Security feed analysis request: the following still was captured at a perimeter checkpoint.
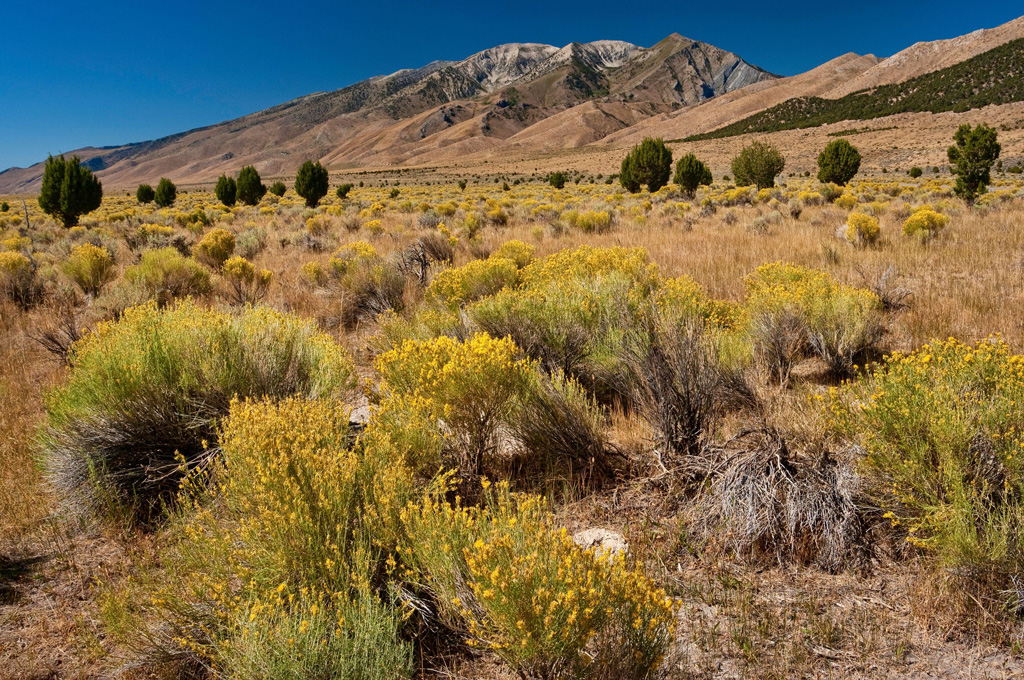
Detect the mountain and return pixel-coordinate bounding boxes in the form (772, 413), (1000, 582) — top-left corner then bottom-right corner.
(825, 15), (1024, 98)
(687, 37), (1024, 140)
(614, 15), (1024, 146)
(3, 16), (1024, 193)
(0, 36), (774, 192)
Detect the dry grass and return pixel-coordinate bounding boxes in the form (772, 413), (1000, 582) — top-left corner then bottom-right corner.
(476, 202), (1024, 353)
(4, 181), (1024, 678)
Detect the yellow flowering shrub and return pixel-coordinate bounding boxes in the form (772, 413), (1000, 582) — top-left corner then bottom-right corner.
(2, 235), (31, 251)
(61, 243), (115, 296)
(797, 190), (823, 206)
(301, 260), (326, 286)
(305, 213), (331, 235)
(193, 227), (236, 268)
(220, 255), (272, 305)
(486, 207), (509, 226)
(520, 245), (657, 290)
(374, 334), (534, 474)
(494, 239), (535, 268)
(834, 193), (859, 210)
(426, 256), (519, 306)
(121, 247), (211, 306)
(827, 337), (1024, 597)
(400, 481), (676, 679)
(145, 397), (415, 677)
(845, 212), (880, 246)
(903, 208), (950, 237)
(136, 222), (174, 241)
(0, 250), (36, 305)
(564, 209), (611, 233)
(651, 275), (743, 330)
(744, 262), (883, 378)
(328, 240), (378, 277)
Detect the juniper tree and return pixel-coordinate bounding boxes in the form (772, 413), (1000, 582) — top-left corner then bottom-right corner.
(136, 184), (155, 204)
(620, 138), (672, 193)
(154, 178), (177, 207)
(673, 153), (713, 196)
(294, 160), (329, 208)
(731, 140), (786, 190)
(215, 174), (237, 206)
(816, 139), (861, 186)
(38, 155), (103, 227)
(236, 165), (267, 205)
(947, 123), (1000, 203)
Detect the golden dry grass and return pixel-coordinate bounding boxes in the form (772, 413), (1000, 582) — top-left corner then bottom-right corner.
(3, 176), (1024, 678)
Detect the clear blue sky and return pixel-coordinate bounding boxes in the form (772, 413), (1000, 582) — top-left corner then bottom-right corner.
(1, 1), (1021, 170)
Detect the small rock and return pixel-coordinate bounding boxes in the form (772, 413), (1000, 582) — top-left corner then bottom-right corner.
(572, 528), (628, 558)
(349, 403), (371, 427)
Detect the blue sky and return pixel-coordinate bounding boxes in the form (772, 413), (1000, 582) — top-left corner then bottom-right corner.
(1, 1), (1021, 170)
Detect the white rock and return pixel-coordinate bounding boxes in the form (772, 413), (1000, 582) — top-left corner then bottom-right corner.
(572, 528), (628, 557)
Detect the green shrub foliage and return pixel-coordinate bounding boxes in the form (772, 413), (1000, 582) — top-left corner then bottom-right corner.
(135, 184), (155, 204)
(294, 160), (330, 208)
(620, 138), (672, 193)
(215, 174), (237, 206)
(41, 300), (356, 525)
(38, 155), (103, 227)
(236, 165), (267, 205)
(673, 153), (713, 196)
(731, 140), (786, 190)
(154, 177), (177, 207)
(816, 139), (861, 185)
(687, 38), (1024, 140)
(948, 123), (1000, 202)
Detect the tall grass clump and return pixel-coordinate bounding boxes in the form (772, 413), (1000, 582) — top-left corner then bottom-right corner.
(117, 247), (211, 308)
(41, 300), (356, 524)
(308, 241), (406, 328)
(744, 263), (884, 381)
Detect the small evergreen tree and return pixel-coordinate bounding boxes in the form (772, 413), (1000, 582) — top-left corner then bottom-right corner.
(548, 171), (567, 189)
(294, 160), (329, 208)
(816, 139), (861, 185)
(908, 167), (923, 178)
(673, 153), (713, 196)
(731, 140), (786, 190)
(215, 174), (237, 206)
(457, 179), (468, 191)
(136, 184), (155, 204)
(0, 202), (8, 213)
(38, 155), (103, 227)
(154, 178), (177, 207)
(619, 138), (672, 193)
(336, 183), (354, 199)
(236, 165), (267, 205)
(947, 123), (1000, 203)
(268, 181), (287, 197)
